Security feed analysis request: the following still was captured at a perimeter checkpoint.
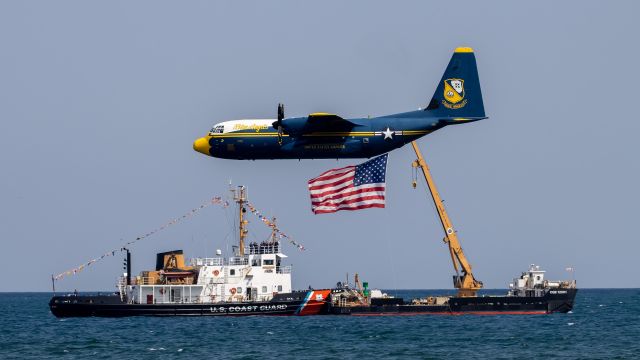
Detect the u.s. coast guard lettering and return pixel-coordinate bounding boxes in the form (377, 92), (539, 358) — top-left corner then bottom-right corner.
(209, 304), (288, 313)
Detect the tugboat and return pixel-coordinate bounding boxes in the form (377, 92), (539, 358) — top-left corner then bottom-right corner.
(327, 141), (577, 316)
(49, 186), (330, 317)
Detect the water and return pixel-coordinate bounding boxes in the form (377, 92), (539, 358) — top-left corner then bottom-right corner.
(0, 289), (638, 359)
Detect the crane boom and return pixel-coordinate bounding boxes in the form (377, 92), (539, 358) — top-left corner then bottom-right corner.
(411, 141), (483, 297)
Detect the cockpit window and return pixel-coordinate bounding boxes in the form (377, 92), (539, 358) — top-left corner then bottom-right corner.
(210, 125), (224, 134)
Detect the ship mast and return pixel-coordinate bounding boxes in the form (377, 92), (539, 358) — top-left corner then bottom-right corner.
(411, 141), (483, 297)
(231, 186), (248, 256)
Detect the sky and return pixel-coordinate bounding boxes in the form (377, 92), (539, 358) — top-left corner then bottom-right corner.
(1, 1), (639, 292)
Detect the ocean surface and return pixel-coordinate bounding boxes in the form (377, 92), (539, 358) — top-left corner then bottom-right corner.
(0, 289), (638, 359)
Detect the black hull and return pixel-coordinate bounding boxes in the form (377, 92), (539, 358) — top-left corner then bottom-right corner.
(50, 289), (577, 317)
(330, 289), (578, 316)
(49, 292), (322, 317)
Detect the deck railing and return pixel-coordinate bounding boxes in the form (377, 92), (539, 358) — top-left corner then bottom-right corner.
(191, 257), (223, 266)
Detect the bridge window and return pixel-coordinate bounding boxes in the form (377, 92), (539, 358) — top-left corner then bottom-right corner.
(230, 269), (235, 276)
(277, 285), (282, 292)
(263, 259), (274, 266)
(262, 286), (267, 293)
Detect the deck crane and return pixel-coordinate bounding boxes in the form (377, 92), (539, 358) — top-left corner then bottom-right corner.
(411, 141), (483, 297)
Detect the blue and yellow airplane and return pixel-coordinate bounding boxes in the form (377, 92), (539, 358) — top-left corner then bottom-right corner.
(193, 47), (486, 160)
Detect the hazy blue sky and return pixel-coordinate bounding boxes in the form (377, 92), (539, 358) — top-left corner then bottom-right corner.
(1, 1), (638, 291)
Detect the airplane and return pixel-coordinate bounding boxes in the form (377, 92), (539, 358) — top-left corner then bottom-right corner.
(193, 47), (486, 160)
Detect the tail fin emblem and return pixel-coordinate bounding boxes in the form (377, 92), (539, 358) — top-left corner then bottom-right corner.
(443, 78), (467, 109)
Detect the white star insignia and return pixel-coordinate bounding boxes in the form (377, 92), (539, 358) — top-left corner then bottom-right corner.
(382, 127), (394, 140)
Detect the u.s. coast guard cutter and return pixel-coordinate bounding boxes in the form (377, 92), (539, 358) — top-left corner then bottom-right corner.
(49, 186), (330, 317)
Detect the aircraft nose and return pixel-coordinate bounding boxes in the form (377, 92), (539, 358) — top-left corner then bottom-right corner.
(193, 137), (212, 156)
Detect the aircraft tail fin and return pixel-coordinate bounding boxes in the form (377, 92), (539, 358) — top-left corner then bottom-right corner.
(425, 47), (486, 121)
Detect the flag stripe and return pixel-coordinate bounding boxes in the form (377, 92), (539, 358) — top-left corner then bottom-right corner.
(311, 184), (385, 203)
(311, 188), (385, 205)
(309, 180), (354, 195)
(313, 199), (386, 210)
(311, 195), (386, 207)
(308, 166), (355, 182)
(313, 203), (386, 214)
(308, 170), (356, 189)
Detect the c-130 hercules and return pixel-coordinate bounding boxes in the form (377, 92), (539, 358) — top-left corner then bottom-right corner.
(193, 47), (486, 160)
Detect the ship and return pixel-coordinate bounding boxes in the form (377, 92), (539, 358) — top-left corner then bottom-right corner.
(49, 186), (330, 317)
(324, 142), (577, 315)
(327, 264), (577, 316)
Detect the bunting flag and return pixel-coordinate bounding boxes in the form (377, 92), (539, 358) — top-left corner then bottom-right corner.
(246, 202), (306, 251)
(53, 197), (229, 281)
(53, 195), (305, 282)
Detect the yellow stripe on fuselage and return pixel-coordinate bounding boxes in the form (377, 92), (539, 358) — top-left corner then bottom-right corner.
(303, 131), (376, 137)
(402, 130), (432, 135)
(210, 132), (286, 138)
(208, 130), (431, 138)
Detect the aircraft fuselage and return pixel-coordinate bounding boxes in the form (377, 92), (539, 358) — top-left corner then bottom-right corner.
(195, 112), (446, 160)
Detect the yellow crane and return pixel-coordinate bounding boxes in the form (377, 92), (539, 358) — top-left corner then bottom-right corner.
(411, 141), (483, 297)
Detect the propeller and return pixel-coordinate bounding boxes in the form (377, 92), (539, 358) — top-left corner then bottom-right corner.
(276, 103), (284, 145)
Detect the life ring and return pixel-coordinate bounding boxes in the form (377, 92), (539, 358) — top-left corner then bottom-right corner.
(230, 288), (237, 295)
(213, 270), (220, 276)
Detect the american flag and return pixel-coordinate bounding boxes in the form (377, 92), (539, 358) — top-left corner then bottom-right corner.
(308, 154), (388, 214)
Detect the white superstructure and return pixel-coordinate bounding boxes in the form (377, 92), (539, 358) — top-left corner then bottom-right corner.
(125, 244), (292, 305)
(507, 264), (576, 297)
(121, 186), (294, 305)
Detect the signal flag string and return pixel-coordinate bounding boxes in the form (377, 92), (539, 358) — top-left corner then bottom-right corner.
(53, 196), (306, 282)
(246, 202), (306, 251)
(53, 197), (229, 281)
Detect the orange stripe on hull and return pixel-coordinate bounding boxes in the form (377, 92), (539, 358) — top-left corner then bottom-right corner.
(298, 290), (332, 316)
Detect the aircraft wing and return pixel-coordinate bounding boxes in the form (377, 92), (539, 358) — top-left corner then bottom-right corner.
(275, 113), (362, 137)
(306, 113), (356, 125)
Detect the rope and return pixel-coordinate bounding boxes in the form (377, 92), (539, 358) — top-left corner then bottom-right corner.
(53, 197), (229, 281)
(52, 195), (306, 282)
(246, 202), (306, 251)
